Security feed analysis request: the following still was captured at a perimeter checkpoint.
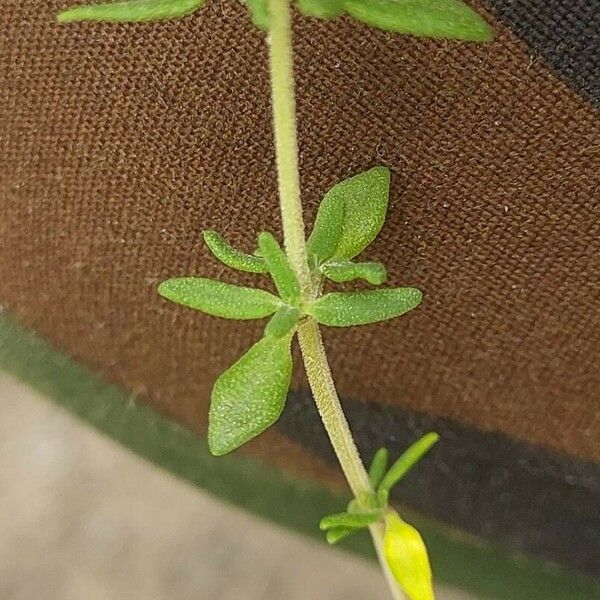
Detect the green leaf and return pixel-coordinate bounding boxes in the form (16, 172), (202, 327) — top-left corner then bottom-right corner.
(208, 335), (293, 455)
(311, 287), (422, 327)
(158, 277), (280, 319)
(332, 166), (391, 260)
(384, 511), (434, 600)
(296, 0), (345, 19)
(58, 0), (205, 22)
(265, 305), (300, 338)
(306, 190), (345, 264)
(326, 527), (355, 545)
(345, 0), (493, 42)
(258, 232), (301, 304)
(203, 231), (267, 274)
(245, 0), (269, 30)
(368, 447), (389, 488)
(319, 511), (380, 530)
(322, 260), (387, 285)
(379, 432), (439, 493)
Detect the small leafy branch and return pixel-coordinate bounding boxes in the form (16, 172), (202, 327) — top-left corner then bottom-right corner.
(57, 1), (492, 598)
(159, 167), (423, 455)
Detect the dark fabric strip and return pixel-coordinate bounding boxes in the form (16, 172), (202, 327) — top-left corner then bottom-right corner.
(486, 0), (599, 106)
(278, 390), (600, 577)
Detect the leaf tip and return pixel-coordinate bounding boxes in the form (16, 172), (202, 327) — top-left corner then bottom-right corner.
(424, 431), (440, 446)
(409, 287), (424, 307)
(473, 20), (494, 43)
(372, 165), (391, 179)
(202, 229), (217, 242)
(157, 278), (176, 299)
(257, 231), (274, 246)
(57, 9), (76, 23)
(367, 165), (391, 192)
(369, 263), (387, 285)
(207, 430), (230, 457)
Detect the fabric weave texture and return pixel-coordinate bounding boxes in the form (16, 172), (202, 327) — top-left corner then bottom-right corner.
(0, 0), (598, 577)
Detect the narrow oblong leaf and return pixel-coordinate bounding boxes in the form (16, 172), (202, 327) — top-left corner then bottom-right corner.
(322, 260), (387, 285)
(203, 230), (267, 274)
(329, 166), (390, 260)
(296, 0), (345, 19)
(379, 433), (439, 493)
(384, 511), (434, 600)
(368, 447), (389, 488)
(320, 511), (380, 530)
(58, 0), (205, 23)
(306, 191), (344, 264)
(158, 277), (280, 319)
(265, 305), (300, 338)
(311, 287), (422, 327)
(345, 0), (493, 42)
(208, 335), (293, 456)
(258, 232), (301, 304)
(326, 527), (355, 545)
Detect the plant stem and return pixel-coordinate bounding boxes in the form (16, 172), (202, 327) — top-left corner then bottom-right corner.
(266, 1), (404, 597)
(297, 318), (404, 600)
(267, 0), (311, 293)
(296, 319), (371, 495)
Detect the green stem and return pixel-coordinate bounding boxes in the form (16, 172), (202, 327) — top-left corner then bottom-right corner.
(266, 0), (311, 293)
(297, 318), (403, 600)
(296, 318), (371, 496)
(266, 1), (403, 597)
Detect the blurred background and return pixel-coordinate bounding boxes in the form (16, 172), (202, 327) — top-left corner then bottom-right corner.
(0, 372), (472, 600)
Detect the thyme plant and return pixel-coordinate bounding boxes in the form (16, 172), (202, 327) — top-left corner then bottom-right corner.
(58, 1), (492, 598)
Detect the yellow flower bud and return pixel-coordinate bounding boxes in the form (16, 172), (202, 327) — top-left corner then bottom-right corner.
(384, 511), (434, 600)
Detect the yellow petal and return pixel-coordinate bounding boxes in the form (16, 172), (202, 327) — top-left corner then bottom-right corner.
(384, 511), (434, 600)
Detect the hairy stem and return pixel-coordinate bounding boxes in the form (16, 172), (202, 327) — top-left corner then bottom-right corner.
(296, 318), (371, 496)
(267, 1), (403, 597)
(267, 0), (311, 293)
(297, 318), (404, 600)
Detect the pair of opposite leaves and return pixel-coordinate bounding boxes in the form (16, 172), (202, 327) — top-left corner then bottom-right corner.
(158, 167), (423, 456)
(58, 0), (493, 43)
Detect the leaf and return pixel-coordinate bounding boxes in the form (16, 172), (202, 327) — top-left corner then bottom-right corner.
(58, 0), (205, 22)
(379, 432), (439, 493)
(208, 335), (293, 455)
(311, 287), (422, 327)
(158, 277), (280, 319)
(384, 511), (434, 600)
(296, 0), (345, 19)
(245, 0), (269, 30)
(322, 260), (387, 285)
(319, 511), (380, 530)
(330, 166), (390, 260)
(368, 447), (389, 488)
(265, 305), (300, 338)
(326, 527), (355, 545)
(306, 190), (345, 264)
(203, 231), (267, 274)
(345, 0), (493, 42)
(258, 232), (301, 304)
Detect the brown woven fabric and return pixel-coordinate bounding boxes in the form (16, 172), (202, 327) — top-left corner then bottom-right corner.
(1, 0), (599, 469)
